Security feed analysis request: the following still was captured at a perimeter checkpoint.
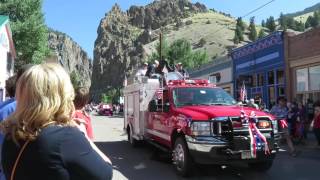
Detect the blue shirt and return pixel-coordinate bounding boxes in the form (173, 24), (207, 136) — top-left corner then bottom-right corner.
(0, 100), (16, 122)
(0, 98), (15, 110)
(270, 105), (288, 119)
(0, 99), (16, 180)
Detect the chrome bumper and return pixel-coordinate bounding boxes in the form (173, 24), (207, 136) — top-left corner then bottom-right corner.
(185, 135), (228, 153)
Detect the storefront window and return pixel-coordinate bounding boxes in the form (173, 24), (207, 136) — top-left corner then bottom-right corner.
(276, 69), (284, 84)
(268, 86), (275, 107)
(296, 68), (309, 92)
(268, 71), (275, 85)
(252, 74), (257, 87)
(257, 73), (264, 86)
(278, 86), (285, 97)
(209, 73), (221, 84)
(309, 66), (320, 91)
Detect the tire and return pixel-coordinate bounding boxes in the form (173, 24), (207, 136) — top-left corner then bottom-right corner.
(248, 160), (273, 172)
(127, 127), (137, 147)
(172, 137), (193, 177)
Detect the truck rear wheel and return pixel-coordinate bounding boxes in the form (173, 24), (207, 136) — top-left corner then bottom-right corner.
(248, 160), (273, 172)
(127, 127), (137, 147)
(172, 137), (193, 177)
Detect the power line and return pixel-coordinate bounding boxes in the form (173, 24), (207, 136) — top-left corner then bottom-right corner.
(211, 0), (276, 35)
(241, 0), (275, 19)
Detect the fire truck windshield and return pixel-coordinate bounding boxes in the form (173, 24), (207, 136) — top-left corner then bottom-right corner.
(173, 87), (236, 107)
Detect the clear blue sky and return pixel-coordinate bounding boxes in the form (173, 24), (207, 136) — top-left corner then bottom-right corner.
(43, 0), (320, 59)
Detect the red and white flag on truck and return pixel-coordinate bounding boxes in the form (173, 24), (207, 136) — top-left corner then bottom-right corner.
(156, 88), (163, 99)
(240, 81), (247, 102)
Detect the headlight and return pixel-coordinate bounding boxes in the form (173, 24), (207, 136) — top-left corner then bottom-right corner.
(190, 122), (211, 136)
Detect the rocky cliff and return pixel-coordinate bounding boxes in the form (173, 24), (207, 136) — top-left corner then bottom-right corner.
(91, 0), (207, 101)
(48, 30), (92, 87)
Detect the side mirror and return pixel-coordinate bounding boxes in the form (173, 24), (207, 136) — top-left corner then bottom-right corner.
(149, 100), (157, 112)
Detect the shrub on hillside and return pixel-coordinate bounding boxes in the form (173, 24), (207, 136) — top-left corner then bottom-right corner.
(185, 20), (193, 25)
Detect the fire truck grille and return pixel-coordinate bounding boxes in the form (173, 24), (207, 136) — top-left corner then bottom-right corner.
(212, 116), (272, 137)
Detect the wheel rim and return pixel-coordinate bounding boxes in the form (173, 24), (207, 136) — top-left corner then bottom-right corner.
(173, 144), (185, 170)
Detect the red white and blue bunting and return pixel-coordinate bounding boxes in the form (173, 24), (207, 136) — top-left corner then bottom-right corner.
(240, 110), (270, 158)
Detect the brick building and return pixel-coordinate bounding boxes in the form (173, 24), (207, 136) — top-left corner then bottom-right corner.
(285, 27), (320, 104)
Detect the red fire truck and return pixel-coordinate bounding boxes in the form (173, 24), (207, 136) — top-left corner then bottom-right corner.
(124, 73), (279, 177)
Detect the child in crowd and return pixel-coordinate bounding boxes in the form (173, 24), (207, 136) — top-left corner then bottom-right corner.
(73, 87), (94, 140)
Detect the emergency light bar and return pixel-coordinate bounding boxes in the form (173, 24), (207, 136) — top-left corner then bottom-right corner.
(168, 79), (210, 86)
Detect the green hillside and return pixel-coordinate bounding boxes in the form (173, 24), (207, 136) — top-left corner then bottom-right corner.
(143, 11), (257, 61)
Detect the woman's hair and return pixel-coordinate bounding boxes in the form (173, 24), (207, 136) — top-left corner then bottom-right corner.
(74, 87), (89, 110)
(2, 63), (75, 142)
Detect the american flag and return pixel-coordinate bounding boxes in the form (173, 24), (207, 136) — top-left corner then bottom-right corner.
(156, 88), (163, 99)
(240, 81), (247, 102)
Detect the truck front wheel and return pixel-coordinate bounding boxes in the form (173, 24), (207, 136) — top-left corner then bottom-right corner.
(248, 160), (273, 171)
(172, 137), (193, 177)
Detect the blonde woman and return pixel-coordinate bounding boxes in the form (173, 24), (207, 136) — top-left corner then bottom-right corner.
(1, 63), (112, 180)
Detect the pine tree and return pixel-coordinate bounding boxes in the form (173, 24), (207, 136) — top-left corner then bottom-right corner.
(261, 20), (266, 27)
(305, 16), (313, 28)
(266, 16), (276, 32)
(233, 30), (240, 44)
(248, 17), (257, 41)
(0, 0), (51, 70)
(279, 12), (287, 30)
(236, 17), (245, 31)
(311, 11), (320, 28)
(296, 21), (305, 32)
(258, 29), (266, 39)
(286, 17), (297, 30)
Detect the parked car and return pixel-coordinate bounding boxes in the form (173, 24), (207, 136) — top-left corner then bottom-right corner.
(98, 104), (113, 116)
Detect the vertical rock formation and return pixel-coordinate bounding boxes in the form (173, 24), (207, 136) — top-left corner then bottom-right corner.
(91, 0), (207, 101)
(48, 30), (92, 87)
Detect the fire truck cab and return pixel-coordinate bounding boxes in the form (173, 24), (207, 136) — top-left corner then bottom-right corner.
(124, 73), (279, 177)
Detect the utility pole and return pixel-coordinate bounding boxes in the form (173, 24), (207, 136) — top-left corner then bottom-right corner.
(159, 32), (162, 62)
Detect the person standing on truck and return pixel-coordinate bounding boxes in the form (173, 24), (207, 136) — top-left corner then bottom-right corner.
(155, 57), (175, 75)
(270, 97), (297, 157)
(247, 98), (259, 110)
(145, 60), (159, 78)
(136, 62), (148, 77)
(175, 62), (189, 78)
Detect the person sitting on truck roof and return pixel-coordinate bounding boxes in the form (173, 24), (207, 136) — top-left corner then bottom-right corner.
(145, 60), (159, 78)
(155, 57), (174, 75)
(175, 62), (189, 78)
(136, 62), (148, 77)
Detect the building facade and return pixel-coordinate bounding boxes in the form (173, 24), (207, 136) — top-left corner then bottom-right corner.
(189, 56), (233, 96)
(232, 32), (285, 108)
(0, 16), (15, 102)
(285, 27), (320, 104)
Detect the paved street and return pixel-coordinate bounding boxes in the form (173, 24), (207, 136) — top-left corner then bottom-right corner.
(92, 113), (320, 180)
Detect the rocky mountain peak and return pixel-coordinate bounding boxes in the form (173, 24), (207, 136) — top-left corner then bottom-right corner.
(128, 0), (207, 29)
(90, 0), (208, 101)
